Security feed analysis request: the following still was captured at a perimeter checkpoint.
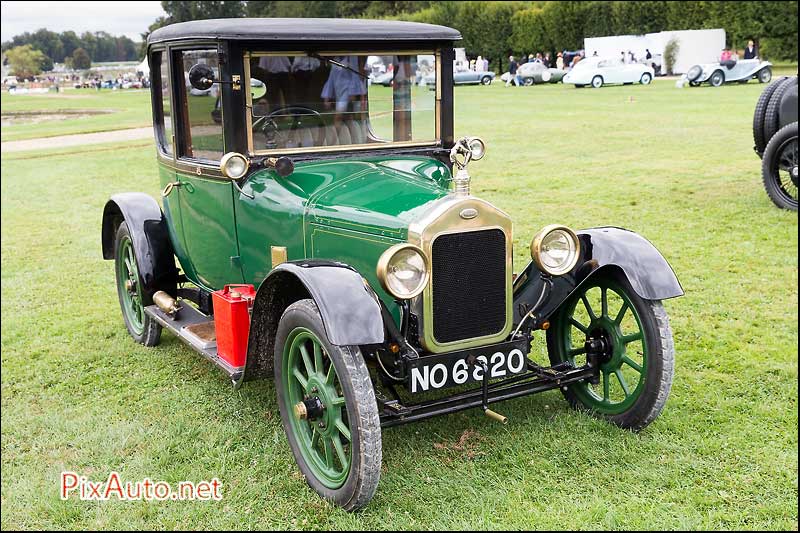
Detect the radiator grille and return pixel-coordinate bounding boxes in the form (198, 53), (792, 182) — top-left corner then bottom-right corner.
(430, 229), (507, 344)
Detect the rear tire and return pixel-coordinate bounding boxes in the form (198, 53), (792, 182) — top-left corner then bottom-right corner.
(758, 67), (772, 83)
(709, 70), (725, 87)
(591, 75), (603, 89)
(753, 76), (789, 156)
(480, 75), (492, 85)
(114, 222), (161, 346)
(275, 299), (382, 511)
(546, 272), (674, 431)
(522, 77), (534, 86)
(764, 77), (798, 145)
(761, 121), (799, 211)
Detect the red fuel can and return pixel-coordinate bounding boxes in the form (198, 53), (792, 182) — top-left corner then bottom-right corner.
(212, 284), (256, 368)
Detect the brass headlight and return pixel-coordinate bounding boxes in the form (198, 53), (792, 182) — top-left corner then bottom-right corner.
(220, 152), (249, 179)
(377, 244), (430, 299)
(530, 225), (581, 276)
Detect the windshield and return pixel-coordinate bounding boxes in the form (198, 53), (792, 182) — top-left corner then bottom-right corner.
(245, 51), (438, 154)
(572, 59), (596, 70)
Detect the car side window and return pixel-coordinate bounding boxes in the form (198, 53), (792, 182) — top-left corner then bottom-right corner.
(176, 49), (224, 162)
(151, 51), (173, 156)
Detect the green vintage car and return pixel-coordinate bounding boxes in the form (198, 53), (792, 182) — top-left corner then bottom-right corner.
(102, 18), (684, 510)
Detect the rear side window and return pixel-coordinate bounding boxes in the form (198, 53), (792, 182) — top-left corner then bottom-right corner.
(177, 49), (224, 161)
(151, 51), (173, 155)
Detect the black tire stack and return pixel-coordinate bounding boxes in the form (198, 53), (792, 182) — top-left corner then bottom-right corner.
(753, 76), (798, 210)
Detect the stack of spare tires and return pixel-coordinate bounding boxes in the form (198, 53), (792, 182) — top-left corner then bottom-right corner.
(753, 76), (798, 210)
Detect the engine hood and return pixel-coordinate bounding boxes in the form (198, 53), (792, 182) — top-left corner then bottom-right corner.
(300, 156), (452, 240)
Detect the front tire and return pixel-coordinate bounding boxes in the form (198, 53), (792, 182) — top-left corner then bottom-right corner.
(546, 272), (674, 431)
(480, 75), (492, 85)
(275, 299), (382, 511)
(522, 77), (534, 86)
(114, 222), (161, 346)
(761, 121), (798, 210)
(591, 75), (603, 89)
(758, 67), (772, 83)
(640, 72), (652, 85)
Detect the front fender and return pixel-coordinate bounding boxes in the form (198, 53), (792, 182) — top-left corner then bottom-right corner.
(576, 227), (683, 299)
(101, 192), (177, 302)
(241, 261), (385, 383)
(513, 227), (682, 324)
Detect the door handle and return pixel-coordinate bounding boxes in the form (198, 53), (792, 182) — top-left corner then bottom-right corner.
(161, 181), (182, 197)
(161, 181), (194, 197)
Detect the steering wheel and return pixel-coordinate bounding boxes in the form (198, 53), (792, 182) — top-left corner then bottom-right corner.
(254, 106), (326, 150)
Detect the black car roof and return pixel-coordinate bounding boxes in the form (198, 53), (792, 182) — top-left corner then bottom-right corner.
(147, 18), (461, 45)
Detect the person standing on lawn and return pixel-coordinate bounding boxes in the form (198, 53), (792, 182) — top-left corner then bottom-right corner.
(505, 55), (520, 87)
(744, 40), (757, 59)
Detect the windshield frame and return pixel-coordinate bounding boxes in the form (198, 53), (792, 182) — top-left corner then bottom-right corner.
(244, 49), (442, 156)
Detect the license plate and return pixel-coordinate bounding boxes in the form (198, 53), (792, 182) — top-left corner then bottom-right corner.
(407, 339), (529, 393)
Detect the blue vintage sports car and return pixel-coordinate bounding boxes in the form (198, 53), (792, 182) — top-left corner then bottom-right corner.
(422, 69), (495, 87)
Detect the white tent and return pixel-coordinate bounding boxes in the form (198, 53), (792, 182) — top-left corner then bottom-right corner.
(136, 57), (150, 76)
(585, 29), (726, 74)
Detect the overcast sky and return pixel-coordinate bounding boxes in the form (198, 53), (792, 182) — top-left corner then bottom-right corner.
(1, 1), (166, 42)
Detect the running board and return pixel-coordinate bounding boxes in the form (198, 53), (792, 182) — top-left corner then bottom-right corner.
(144, 304), (244, 384)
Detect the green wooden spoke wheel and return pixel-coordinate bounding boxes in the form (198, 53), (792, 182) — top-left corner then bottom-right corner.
(117, 234), (145, 335)
(275, 299), (381, 511)
(114, 222), (161, 346)
(284, 328), (352, 488)
(547, 273), (674, 431)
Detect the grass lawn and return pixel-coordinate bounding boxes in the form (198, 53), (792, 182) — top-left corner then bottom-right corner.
(1, 78), (797, 530)
(0, 88), (152, 142)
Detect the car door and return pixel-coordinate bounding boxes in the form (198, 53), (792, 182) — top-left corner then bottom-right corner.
(171, 47), (244, 290)
(598, 60), (618, 83)
(728, 61), (746, 80)
(624, 63), (644, 83)
(150, 49), (191, 278)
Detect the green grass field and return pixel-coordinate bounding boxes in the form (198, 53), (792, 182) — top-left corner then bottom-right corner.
(0, 89), (152, 142)
(1, 78), (797, 530)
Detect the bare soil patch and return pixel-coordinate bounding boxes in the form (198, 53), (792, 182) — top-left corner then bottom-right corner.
(1, 109), (114, 126)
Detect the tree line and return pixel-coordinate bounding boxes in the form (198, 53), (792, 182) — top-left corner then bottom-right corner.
(403, 1), (797, 70)
(147, 1), (797, 67)
(4, 1), (796, 78)
(1, 28), (139, 71)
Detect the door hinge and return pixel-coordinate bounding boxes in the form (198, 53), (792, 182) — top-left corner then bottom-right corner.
(271, 246), (287, 268)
